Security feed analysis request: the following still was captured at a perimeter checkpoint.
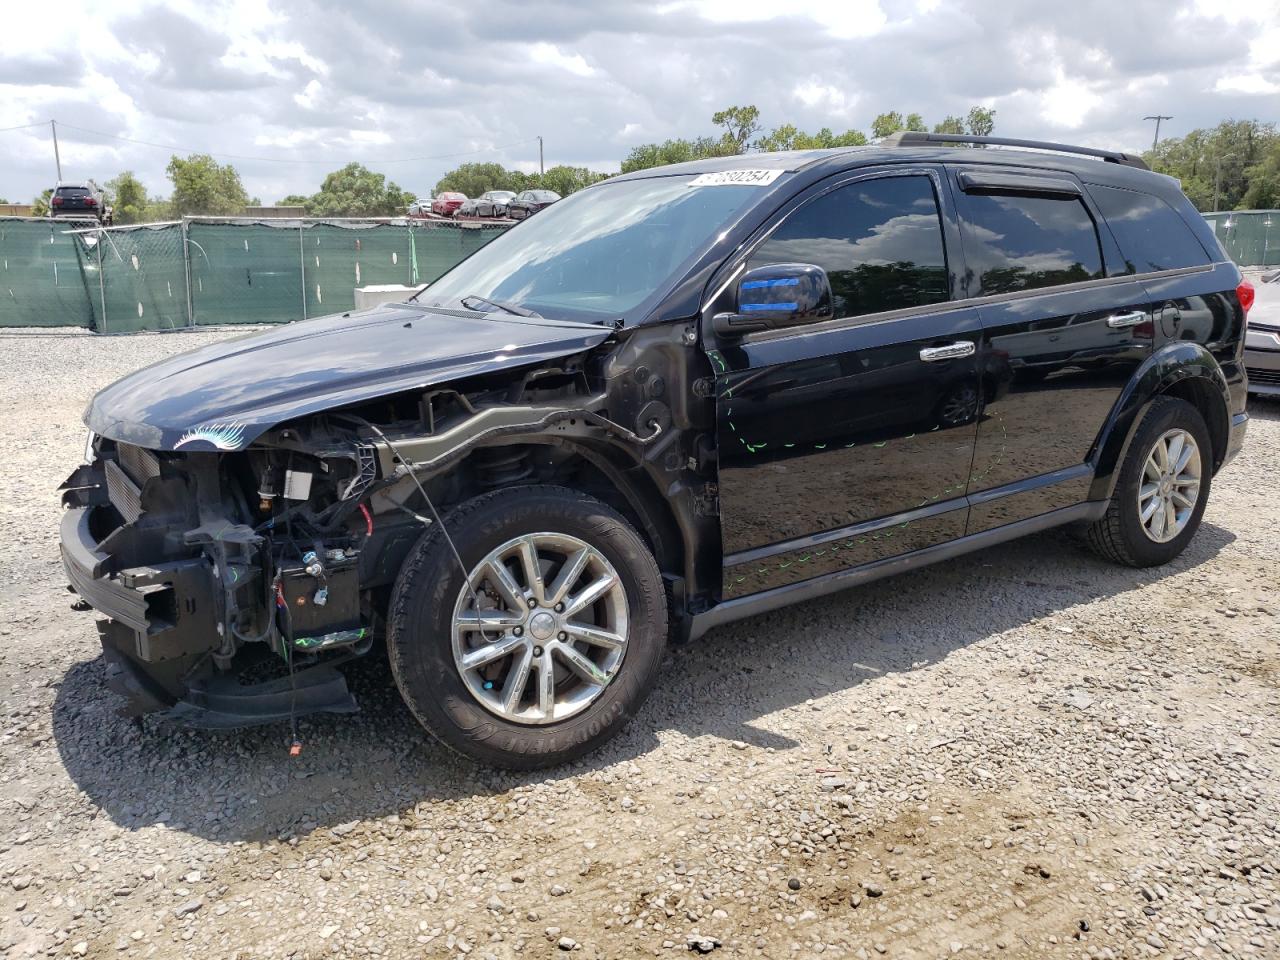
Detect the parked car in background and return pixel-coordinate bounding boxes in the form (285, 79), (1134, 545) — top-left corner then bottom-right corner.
(507, 189), (561, 220)
(408, 198), (432, 218)
(432, 192), (467, 217)
(476, 190), (517, 218)
(50, 180), (109, 223)
(1244, 270), (1279, 396)
(457, 197), (481, 218)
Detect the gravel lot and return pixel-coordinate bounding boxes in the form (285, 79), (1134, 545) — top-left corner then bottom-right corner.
(0, 328), (1277, 960)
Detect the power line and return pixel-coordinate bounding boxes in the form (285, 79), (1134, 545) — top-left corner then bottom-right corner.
(0, 121), (48, 134)
(14, 119), (539, 166)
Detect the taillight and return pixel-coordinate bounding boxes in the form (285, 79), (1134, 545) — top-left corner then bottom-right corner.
(1237, 279), (1255, 315)
(52, 196), (63, 206)
(85, 197), (97, 206)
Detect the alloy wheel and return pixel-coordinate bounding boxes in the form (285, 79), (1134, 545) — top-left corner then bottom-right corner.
(451, 533), (628, 725)
(1138, 428), (1201, 543)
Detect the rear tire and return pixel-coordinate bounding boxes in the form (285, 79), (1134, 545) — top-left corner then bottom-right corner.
(387, 485), (667, 769)
(1086, 397), (1212, 567)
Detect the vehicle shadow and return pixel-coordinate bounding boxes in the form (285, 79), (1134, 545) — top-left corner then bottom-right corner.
(51, 519), (1236, 843)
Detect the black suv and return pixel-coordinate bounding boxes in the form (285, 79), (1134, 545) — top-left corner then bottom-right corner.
(50, 180), (110, 223)
(61, 134), (1249, 768)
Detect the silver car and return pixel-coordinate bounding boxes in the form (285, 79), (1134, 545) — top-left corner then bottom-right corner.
(476, 190), (516, 218)
(1245, 270), (1280, 397)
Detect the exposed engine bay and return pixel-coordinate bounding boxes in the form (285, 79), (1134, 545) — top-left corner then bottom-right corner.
(60, 331), (717, 728)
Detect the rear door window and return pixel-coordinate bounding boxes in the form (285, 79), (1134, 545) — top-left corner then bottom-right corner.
(956, 191), (1104, 295)
(1087, 183), (1211, 273)
(748, 175), (950, 320)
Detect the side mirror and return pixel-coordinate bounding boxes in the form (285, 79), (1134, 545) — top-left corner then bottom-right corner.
(713, 263), (834, 336)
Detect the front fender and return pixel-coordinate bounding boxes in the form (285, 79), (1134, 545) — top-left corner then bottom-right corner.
(1087, 341), (1230, 502)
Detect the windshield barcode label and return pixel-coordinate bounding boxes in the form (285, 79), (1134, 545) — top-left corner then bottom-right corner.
(688, 169), (784, 187)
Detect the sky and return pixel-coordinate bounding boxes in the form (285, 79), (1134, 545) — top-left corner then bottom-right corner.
(1, 0), (1278, 205)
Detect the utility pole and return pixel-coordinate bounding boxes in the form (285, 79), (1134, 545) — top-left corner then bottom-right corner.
(537, 136), (544, 177)
(1212, 153), (1235, 213)
(1143, 115), (1172, 153)
(51, 119), (62, 181)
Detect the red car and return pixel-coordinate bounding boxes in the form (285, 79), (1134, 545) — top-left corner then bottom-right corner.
(431, 192), (467, 217)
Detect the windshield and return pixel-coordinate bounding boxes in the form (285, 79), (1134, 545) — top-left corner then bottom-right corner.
(416, 175), (769, 323)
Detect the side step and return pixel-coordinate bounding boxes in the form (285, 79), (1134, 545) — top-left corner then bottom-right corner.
(163, 665), (358, 730)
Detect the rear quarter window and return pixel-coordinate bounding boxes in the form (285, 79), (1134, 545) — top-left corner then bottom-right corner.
(955, 191), (1104, 296)
(1087, 183), (1211, 273)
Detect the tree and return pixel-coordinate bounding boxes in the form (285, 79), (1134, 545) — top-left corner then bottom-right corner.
(905, 113), (927, 133)
(1145, 120), (1277, 211)
(277, 194), (311, 206)
(1240, 140), (1280, 209)
(871, 111), (906, 139)
(166, 154), (250, 216)
(31, 189), (52, 217)
(538, 165), (610, 196)
(712, 105), (761, 153)
(966, 107), (996, 137)
(105, 172), (148, 225)
(754, 124), (868, 151)
(306, 163), (415, 217)
(620, 136), (734, 173)
(932, 115), (966, 135)
(433, 162), (530, 198)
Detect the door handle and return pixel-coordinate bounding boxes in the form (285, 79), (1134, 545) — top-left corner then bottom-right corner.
(1106, 311), (1147, 329)
(919, 341), (975, 362)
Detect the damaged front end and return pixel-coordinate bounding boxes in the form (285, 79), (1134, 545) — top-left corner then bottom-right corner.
(60, 429), (377, 728)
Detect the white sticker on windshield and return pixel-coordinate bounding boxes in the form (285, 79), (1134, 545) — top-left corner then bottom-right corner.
(688, 169), (784, 187)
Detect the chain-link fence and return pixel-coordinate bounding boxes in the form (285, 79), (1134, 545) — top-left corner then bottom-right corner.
(0, 216), (511, 331)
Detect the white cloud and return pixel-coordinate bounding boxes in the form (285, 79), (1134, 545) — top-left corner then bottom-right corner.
(0, 0), (1276, 207)
(1214, 73), (1280, 95)
(1038, 72), (1103, 129)
(529, 42), (594, 77)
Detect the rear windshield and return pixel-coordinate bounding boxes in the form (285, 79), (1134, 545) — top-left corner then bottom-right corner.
(56, 187), (90, 197)
(1088, 183), (1211, 273)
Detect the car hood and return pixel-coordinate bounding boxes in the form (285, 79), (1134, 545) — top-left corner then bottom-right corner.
(85, 302), (611, 451)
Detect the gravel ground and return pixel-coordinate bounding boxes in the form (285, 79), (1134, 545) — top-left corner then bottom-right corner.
(0, 328), (1277, 960)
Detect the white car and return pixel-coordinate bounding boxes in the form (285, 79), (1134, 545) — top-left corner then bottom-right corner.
(407, 198), (432, 218)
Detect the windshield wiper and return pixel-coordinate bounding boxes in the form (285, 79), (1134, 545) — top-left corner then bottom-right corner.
(460, 294), (541, 318)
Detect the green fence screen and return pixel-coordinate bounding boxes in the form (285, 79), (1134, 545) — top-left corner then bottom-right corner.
(1203, 210), (1280, 268)
(0, 217), (510, 331)
(0, 218), (97, 327)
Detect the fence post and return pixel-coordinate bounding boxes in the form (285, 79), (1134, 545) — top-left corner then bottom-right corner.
(181, 218), (194, 327)
(96, 225), (107, 334)
(298, 221), (308, 321)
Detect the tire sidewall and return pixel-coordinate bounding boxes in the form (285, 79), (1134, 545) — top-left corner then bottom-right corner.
(389, 486), (667, 768)
(1114, 399), (1212, 565)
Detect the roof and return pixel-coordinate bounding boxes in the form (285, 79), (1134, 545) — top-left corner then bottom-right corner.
(611, 142), (1178, 195)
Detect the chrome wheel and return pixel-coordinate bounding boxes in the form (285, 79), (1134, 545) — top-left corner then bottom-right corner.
(451, 533), (628, 725)
(1138, 428), (1201, 543)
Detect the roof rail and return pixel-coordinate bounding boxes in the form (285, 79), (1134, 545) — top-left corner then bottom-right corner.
(880, 131), (1149, 170)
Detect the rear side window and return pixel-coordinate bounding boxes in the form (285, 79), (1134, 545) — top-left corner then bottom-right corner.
(957, 193), (1103, 295)
(748, 175), (949, 319)
(1087, 184), (1211, 273)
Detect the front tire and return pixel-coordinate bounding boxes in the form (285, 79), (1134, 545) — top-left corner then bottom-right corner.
(1086, 397), (1212, 567)
(387, 485), (667, 769)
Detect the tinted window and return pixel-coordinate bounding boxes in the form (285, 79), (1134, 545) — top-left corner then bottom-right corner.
(56, 187), (90, 197)
(959, 193), (1103, 295)
(1088, 184), (1210, 273)
(749, 176), (949, 319)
